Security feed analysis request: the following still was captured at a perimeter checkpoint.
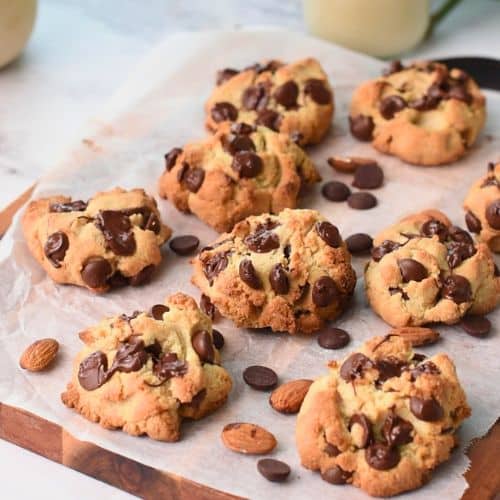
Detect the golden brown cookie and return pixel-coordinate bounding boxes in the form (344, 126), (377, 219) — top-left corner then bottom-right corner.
(158, 122), (320, 233)
(22, 188), (171, 292)
(349, 61), (486, 165)
(191, 208), (356, 334)
(205, 58), (334, 146)
(464, 161), (500, 253)
(61, 293), (232, 442)
(296, 334), (471, 497)
(365, 210), (499, 327)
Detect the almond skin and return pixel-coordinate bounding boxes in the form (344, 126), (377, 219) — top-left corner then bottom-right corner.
(19, 338), (59, 372)
(328, 156), (376, 174)
(390, 327), (440, 347)
(221, 423), (277, 455)
(269, 379), (313, 414)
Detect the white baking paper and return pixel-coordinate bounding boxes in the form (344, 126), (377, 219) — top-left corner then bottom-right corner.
(0, 30), (499, 499)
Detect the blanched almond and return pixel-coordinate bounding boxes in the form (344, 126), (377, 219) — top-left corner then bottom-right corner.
(269, 379), (313, 414)
(221, 423), (276, 455)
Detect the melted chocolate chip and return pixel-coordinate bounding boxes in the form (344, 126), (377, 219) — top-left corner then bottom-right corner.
(151, 304), (169, 320)
(231, 151), (263, 178)
(200, 293), (217, 320)
(169, 235), (200, 256)
(353, 163), (384, 189)
(182, 167), (205, 193)
(274, 80), (299, 109)
(78, 351), (109, 391)
(269, 263), (289, 295)
(203, 252), (229, 283)
(154, 352), (188, 381)
(398, 259), (428, 282)
(340, 353), (373, 382)
(44, 231), (69, 268)
(376, 358), (407, 382)
(409, 361), (441, 381)
(256, 109), (282, 131)
(211, 102), (238, 123)
(223, 134), (255, 156)
(216, 68), (239, 85)
(379, 95), (407, 119)
(347, 192), (377, 210)
(243, 365), (278, 391)
(49, 200), (87, 212)
(449, 225), (473, 244)
(110, 338), (149, 373)
(242, 83), (269, 111)
(371, 240), (401, 262)
(318, 327), (350, 350)
(129, 264), (155, 286)
(316, 221), (342, 248)
(81, 257), (112, 289)
(440, 275), (472, 304)
(164, 147), (182, 171)
(382, 413), (413, 446)
(321, 181), (351, 202)
(349, 414), (373, 448)
(365, 443), (400, 470)
(230, 122), (255, 135)
(321, 466), (351, 485)
(244, 229), (280, 253)
(239, 259), (262, 289)
(304, 78), (332, 105)
(447, 241), (476, 269)
(95, 210), (136, 256)
(410, 397), (444, 421)
(421, 219), (449, 242)
(486, 200), (500, 229)
(192, 330), (215, 363)
(349, 114), (374, 141)
(257, 458), (291, 483)
(312, 276), (338, 307)
(346, 233), (373, 254)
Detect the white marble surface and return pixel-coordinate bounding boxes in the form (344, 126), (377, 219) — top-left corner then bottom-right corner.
(1, 1), (499, 499)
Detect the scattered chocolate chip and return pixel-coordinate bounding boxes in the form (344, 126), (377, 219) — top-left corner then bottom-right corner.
(78, 351), (109, 391)
(239, 259), (262, 289)
(352, 163), (384, 189)
(321, 181), (351, 202)
(421, 219), (449, 242)
(316, 221), (342, 248)
(242, 83), (269, 111)
(383, 60), (404, 76)
(371, 240), (400, 262)
(232, 151), (263, 178)
(269, 263), (289, 295)
(203, 252), (229, 283)
(460, 315), (491, 338)
(440, 275), (472, 304)
(347, 192), (377, 210)
(382, 413), (413, 447)
(164, 147), (182, 171)
(349, 114), (374, 141)
(200, 294), (217, 320)
(224, 134), (255, 156)
(274, 80), (298, 109)
(312, 276), (338, 307)
(304, 78), (332, 105)
(379, 95), (407, 119)
(153, 352), (188, 381)
(365, 443), (400, 470)
(192, 330), (215, 363)
(447, 241), (476, 269)
(349, 414), (373, 449)
(243, 365), (278, 391)
(169, 235), (200, 256)
(410, 397), (444, 421)
(340, 353), (373, 382)
(211, 102), (238, 123)
(324, 443), (341, 457)
(95, 210), (136, 256)
(129, 265), (155, 286)
(398, 259), (428, 282)
(49, 200), (87, 212)
(485, 200), (500, 229)
(256, 109), (282, 131)
(345, 233), (373, 254)
(244, 229), (280, 253)
(81, 257), (112, 289)
(257, 459), (291, 483)
(212, 329), (225, 350)
(44, 231), (69, 268)
(216, 68), (239, 85)
(151, 304), (169, 320)
(318, 328), (350, 350)
(321, 466), (351, 485)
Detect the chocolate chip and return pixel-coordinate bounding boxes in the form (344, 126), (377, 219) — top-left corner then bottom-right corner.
(212, 329), (225, 350)
(95, 210), (136, 256)
(274, 80), (299, 109)
(318, 327), (350, 349)
(183, 167), (205, 193)
(239, 259), (262, 289)
(347, 192), (377, 210)
(153, 352), (188, 381)
(256, 109), (282, 131)
(203, 252), (229, 282)
(110, 338), (149, 373)
(224, 134), (255, 155)
(108, 272), (129, 288)
(349, 414), (373, 448)
(243, 365), (278, 391)
(389, 287), (409, 300)
(211, 102), (238, 123)
(460, 315), (491, 338)
(349, 114), (374, 141)
(379, 95), (407, 119)
(216, 68), (238, 85)
(242, 83), (269, 111)
(49, 200), (87, 212)
(340, 353), (373, 382)
(321, 466), (351, 485)
(164, 147), (182, 171)
(410, 397), (444, 421)
(345, 233), (373, 254)
(244, 229), (280, 253)
(371, 240), (400, 262)
(78, 351), (109, 391)
(231, 151), (263, 178)
(324, 443), (341, 457)
(376, 358), (407, 382)
(312, 276), (338, 307)
(81, 257), (112, 289)
(169, 235), (200, 256)
(421, 219), (449, 242)
(200, 294), (217, 320)
(440, 275), (472, 304)
(365, 443), (400, 470)
(447, 242), (476, 269)
(304, 78), (332, 105)
(192, 330), (215, 364)
(230, 122), (255, 135)
(353, 163), (384, 190)
(383, 60), (404, 76)
(321, 181), (351, 202)
(129, 265), (155, 286)
(44, 231), (69, 268)
(257, 459), (291, 483)
(486, 200), (500, 229)
(448, 85), (472, 104)
(449, 225), (473, 244)
(316, 221), (342, 248)
(382, 413), (413, 446)
(398, 259), (428, 282)
(151, 304), (169, 320)
(409, 361), (441, 381)
(269, 263), (289, 295)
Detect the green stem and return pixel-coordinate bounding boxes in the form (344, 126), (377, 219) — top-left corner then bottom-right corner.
(425, 0), (463, 40)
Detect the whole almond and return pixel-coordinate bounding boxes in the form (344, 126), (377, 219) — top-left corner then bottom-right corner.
(328, 156), (376, 174)
(390, 327), (440, 347)
(269, 379), (313, 414)
(19, 338), (59, 372)
(221, 423), (277, 455)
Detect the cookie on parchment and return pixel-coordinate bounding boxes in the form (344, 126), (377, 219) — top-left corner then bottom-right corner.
(364, 210), (499, 327)
(158, 122), (320, 233)
(296, 334), (470, 497)
(61, 293), (232, 442)
(349, 61), (486, 165)
(205, 58), (334, 146)
(464, 161), (500, 253)
(192, 208), (356, 334)
(22, 188), (171, 292)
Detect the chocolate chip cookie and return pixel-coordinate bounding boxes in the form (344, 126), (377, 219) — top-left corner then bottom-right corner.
(158, 122), (320, 233)
(22, 188), (171, 292)
(349, 61), (486, 165)
(464, 161), (500, 253)
(61, 293), (232, 441)
(191, 209), (356, 334)
(205, 58), (334, 146)
(365, 210), (499, 327)
(296, 334), (470, 497)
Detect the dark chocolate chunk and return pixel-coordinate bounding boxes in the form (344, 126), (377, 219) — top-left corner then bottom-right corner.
(81, 257), (112, 289)
(421, 219), (449, 242)
(44, 231), (69, 268)
(243, 365), (278, 391)
(182, 167), (205, 193)
(244, 229), (280, 253)
(321, 466), (351, 485)
(316, 221), (342, 248)
(239, 259), (262, 289)
(211, 102), (238, 122)
(231, 151), (263, 178)
(257, 459), (291, 483)
(203, 252), (229, 283)
(440, 275), (472, 304)
(353, 163), (384, 189)
(169, 235), (200, 256)
(317, 328), (350, 350)
(192, 330), (215, 364)
(365, 443), (400, 470)
(269, 263), (289, 295)
(273, 80), (299, 109)
(223, 134), (255, 155)
(345, 233), (373, 254)
(340, 353), (373, 382)
(242, 83), (269, 111)
(485, 200), (500, 229)
(164, 147), (182, 171)
(347, 192), (377, 210)
(95, 210), (136, 256)
(379, 95), (407, 119)
(371, 240), (400, 262)
(304, 78), (332, 105)
(321, 181), (351, 202)
(410, 397), (444, 421)
(153, 352), (188, 381)
(312, 276), (338, 307)
(110, 338), (148, 373)
(382, 413), (413, 446)
(398, 258), (428, 282)
(256, 109), (282, 131)
(447, 241), (476, 269)
(349, 114), (374, 141)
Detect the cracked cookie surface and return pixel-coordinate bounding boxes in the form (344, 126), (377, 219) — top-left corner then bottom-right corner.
(205, 58), (334, 146)
(296, 334), (471, 497)
(464, 161), (500, 253)
(365, 210), (499, 327)
(158, 122), (320, 233)
(22, 187), (171, 292)
(61, 293), (232, 442)
(192, 208), (356, 334)
(349, 61), (486, 165)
